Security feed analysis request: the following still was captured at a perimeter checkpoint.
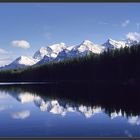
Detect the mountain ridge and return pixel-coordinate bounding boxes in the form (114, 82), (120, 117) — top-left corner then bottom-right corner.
(0, 38), (139, 70)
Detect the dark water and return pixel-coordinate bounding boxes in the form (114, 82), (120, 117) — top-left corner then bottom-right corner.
(0, 82), (140, 137)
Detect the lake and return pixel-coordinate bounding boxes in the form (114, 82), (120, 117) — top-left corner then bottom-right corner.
(0, 83), (140, 137)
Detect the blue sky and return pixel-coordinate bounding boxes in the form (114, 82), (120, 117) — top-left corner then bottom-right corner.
(0, 3), (140, 66)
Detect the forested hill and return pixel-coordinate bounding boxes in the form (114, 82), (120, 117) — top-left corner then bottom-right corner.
(0, 44), (140, 85)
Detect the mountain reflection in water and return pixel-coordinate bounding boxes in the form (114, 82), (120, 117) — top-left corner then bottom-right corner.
(6, 91), (140, 121)
(0, 83), (140, 137)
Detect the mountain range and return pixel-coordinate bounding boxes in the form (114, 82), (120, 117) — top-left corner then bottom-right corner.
(0, 38), (139, 70)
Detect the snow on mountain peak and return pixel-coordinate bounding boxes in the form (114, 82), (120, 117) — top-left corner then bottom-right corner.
(107, 38), (115, 42)
(82, 40), (94, 45)
(106, 38), (117, 44)
(13, 56), (37, 66)
(67, 45), (75, 51)
(125, 38), (140, 47)
(39, 47), (48, 53)
(75, 40), (104, 54)
(33, 47), (51, 60)
(103, 37), (140, 50)
(49, 43), (66, 54)
(1, 37), (140, 70)
(103, 38), (126, 49)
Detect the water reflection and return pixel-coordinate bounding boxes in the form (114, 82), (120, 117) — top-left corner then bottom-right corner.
(0, 84), (140, 137)
(0, 86), (140, 124)
(8, 90), (104, 118)
(12, 110), (30, 120)
(128, 116), (140, 126)
(0, 104), (12, 111)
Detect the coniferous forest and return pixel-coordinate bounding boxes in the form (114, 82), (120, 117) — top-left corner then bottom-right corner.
(0, 44), (140, 86)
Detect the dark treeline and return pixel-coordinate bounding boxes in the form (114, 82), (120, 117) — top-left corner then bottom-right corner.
(0, 83), (140, 117)
(0, 44), (140, 84)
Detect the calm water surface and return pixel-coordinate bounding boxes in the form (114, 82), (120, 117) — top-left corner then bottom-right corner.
(0, 83), (140, 137)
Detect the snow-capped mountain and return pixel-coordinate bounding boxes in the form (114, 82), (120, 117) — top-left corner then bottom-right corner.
(48, 42), (67, 57)
(36, 43), (68, 64)
(102, 38), (140, 50)
(37, 55), (54, 65)
(72, 40), (104, 54)
(0, 38), (139, 70)
(33, 43), (67, 61)
(33, 47), (52, 60)
(42, 40), (104, 63)
(102, 38), (126, 49)
(54, 49), (70, 62)
(0, 56), (38, 70)
(125, 38), (139, 47)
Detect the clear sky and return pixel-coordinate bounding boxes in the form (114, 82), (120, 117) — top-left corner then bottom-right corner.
(0, 3), (140, 66)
